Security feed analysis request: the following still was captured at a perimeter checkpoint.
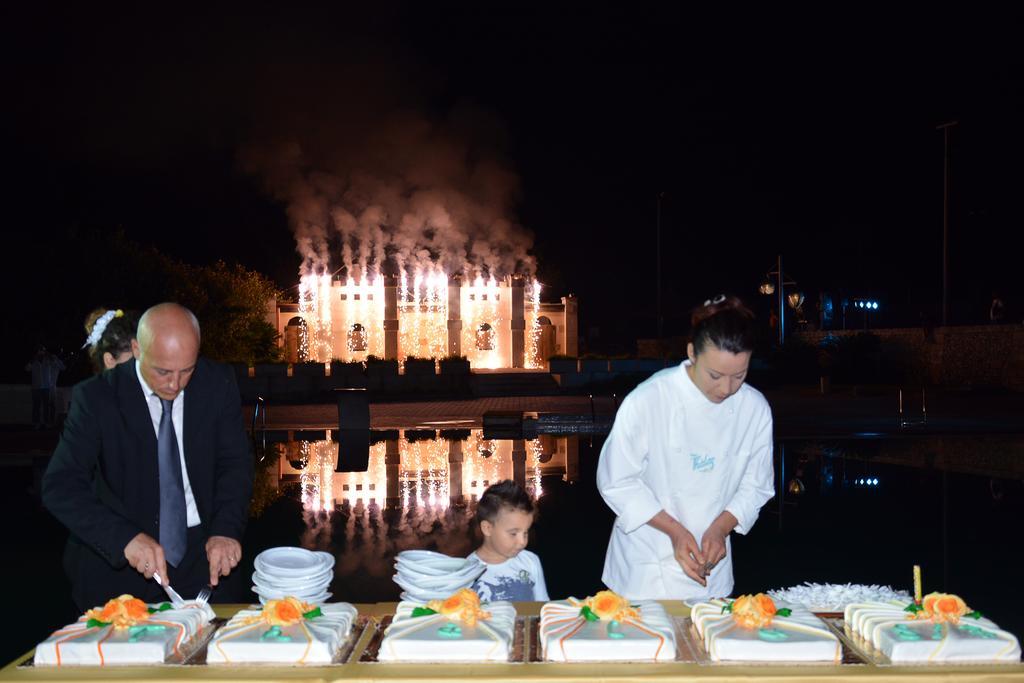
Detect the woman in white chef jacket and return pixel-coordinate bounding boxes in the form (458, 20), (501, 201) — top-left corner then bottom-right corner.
(597, 295), (774, 601)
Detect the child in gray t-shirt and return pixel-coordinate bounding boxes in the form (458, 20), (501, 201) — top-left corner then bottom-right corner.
(469, 480), (549, 602)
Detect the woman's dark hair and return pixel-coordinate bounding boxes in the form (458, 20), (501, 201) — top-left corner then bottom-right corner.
(690, 295), (756, 355)
(475, 480), (534, 525)
(84, 308), (139, 373)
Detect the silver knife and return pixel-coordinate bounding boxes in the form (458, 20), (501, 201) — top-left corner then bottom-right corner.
(152, 571), (186, 608)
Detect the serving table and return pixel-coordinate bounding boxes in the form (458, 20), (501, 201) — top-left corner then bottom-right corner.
(3, 602), (1022, 683)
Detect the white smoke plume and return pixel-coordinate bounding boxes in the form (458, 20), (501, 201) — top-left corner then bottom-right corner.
(241, 109), (536, 280)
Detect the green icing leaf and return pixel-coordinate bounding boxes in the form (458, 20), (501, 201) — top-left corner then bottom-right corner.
(965, 610), (983, 620)
(892, 624), (922, 641)
(437, 623), (463, 639)
(758, 628), (789, 642)
(411, 607), (438, 618)
(260, 625), (293, 642)
(720, 601), (734, 614)
(86, 618), (110, 629)
(579, 605), (600, 622)
(128, 624), (167, 642)
(776, 608), (792, 617)
(147, 603), (173, 614)
(903, 602), (924, 614)
(302, 606), (323, 620)
(958, 624), (997, 639)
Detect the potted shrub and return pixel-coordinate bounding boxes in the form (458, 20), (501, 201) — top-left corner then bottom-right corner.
(253, 361), (288, 376)
(439, 354), (470, 374)
(403, 356), (437, 376)
(547, 355), (578, 374)
(330, 359), (365, 378)
(291, 360), (326, 377)
(365, 355), (399, 390)
(580, 354), (609, 373)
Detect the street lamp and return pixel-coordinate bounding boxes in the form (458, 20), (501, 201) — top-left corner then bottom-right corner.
(936, 121), (957, 327)
(760, 255), (797, 345)
(656, 192), (665, 339)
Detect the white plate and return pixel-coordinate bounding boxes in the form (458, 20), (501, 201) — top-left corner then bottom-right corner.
(393, 577), (475, 596)
(255, 547), (333, 577)
(252, 585), (332, 601)
(253, 582), (331, 597)
(395, 561), (483, 577)
(395, 550), (451, 562)
(258, 592), (332, 605)
(399, 590), (459, 604)
(394, 558), (483, 578)
(393, 571), (477, 591)
(253, 568), (333, 588)
(396, 556), (475, 571)
(313, 551), (336, 570)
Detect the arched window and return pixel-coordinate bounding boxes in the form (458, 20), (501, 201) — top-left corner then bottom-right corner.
(348, 323), (368, 352)
(475, 322), (494, 350)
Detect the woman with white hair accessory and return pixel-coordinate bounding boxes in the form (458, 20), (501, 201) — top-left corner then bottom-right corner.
(83, 307), (139, 372)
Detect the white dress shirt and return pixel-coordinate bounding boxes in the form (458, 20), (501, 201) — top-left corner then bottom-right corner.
(135, 361), (201, 527)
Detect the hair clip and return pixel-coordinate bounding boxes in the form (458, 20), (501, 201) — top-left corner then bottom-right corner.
(82, 309), (124, 349)
(703, 294), (727, 307)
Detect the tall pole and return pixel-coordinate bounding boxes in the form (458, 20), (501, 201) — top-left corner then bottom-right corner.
(777, 254), (785, 345)
(656, 192), (664, 339)
(937, 121), (957, 327)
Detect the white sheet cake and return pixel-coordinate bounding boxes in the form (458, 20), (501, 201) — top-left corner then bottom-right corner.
(33, 595), (215, 666)
(207, 599), (358, 665)
(690, 595), (841, 662)
(845, 593), (1021, 663)
(377, 589), (515, 662)
(539, 592), (676, 662)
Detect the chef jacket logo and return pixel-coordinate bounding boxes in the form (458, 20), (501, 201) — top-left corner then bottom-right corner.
(690, 453), (715, 472)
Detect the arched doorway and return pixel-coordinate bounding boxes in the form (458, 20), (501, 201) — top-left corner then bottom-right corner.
(283, 316), (308, 363)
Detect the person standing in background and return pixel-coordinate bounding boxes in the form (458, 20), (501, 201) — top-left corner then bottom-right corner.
(25, 344), (65, 429)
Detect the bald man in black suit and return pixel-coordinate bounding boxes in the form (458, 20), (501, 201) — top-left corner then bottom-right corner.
(44, 303), (253, 610)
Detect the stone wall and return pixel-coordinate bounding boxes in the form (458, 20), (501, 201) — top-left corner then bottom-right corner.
(797, 325), (1024, 388)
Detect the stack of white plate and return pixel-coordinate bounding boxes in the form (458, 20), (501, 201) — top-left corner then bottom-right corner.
(393, 550), (486, 603)
(252, 547), (335, 605)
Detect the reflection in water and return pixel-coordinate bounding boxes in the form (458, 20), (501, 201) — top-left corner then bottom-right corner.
(265, 430), (574, 514)
(251, 430), (576, 595)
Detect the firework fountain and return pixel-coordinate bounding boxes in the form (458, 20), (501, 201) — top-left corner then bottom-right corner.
(295, 266), (545, 369)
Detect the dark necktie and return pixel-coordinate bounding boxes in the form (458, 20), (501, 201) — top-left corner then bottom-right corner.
(158, 397), (187, 567)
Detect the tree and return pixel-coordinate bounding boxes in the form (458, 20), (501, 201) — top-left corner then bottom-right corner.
(12, 228), (282, 383)
(171, 260), (282, 363)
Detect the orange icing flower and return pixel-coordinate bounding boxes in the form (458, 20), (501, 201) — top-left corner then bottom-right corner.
(919, 592), (969, 624)
(261, 597), (314, 626)
(426, 588), (491, 627)
(731, 593), (778, 629)
(586, 591), (640, 621)
(86, 594), (151, 629)
(756, 593), (777, 617)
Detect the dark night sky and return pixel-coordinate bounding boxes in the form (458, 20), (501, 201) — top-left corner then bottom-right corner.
(4, 5), (1024, 354)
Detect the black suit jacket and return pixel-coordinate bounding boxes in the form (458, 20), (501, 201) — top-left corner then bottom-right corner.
(43, 358), (253, 574)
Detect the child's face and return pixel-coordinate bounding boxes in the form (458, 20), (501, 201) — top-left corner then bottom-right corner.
(481, 507), (534, 560)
